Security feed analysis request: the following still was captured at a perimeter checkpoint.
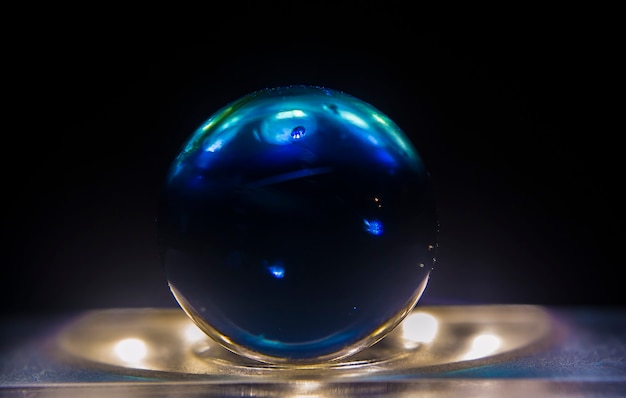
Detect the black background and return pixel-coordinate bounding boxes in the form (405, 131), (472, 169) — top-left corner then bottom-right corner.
(3, 6), (620, 314)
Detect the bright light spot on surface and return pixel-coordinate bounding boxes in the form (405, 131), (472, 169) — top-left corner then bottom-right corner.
(276, 109), (307, 119)
(290, 380), (322, 397)
(206, 138), (223, 152)
(338, 109), (369, 129)
(372, 113), (390, 126)
(200, 119), (216, 132)
(114, 338), (146, 363)
(219, 114), (242, 130)
(183, 323), (207, 343)
(401, 312), (439, 348)
(199, 106), (234, 132)
(202, 127), (239, 155)
(268, 264), (285, 279)
(363, 219), (384, 236)
(463, 334), (501, 360)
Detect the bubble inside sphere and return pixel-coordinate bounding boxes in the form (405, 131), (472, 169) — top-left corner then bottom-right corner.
(157, 85), (438, 364)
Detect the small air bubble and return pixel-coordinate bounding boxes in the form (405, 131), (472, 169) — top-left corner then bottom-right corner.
(291, 126), (306, 139)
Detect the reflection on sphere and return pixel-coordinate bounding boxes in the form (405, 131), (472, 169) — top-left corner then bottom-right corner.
(158, 85), (438, 364)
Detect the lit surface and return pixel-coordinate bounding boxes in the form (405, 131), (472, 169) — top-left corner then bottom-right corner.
(56, 305), (552, 378)
(3, 305), (626, 398)
(113, 338), (146, 364)
(462, 334), (502, 360)
(157, 85), (438, 364)
(183, 323), (207, 344)
(401, 311), (439, 348)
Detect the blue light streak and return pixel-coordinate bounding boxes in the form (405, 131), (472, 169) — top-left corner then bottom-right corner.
(267, 264), (285, 279)
(363, 219), (384, 236)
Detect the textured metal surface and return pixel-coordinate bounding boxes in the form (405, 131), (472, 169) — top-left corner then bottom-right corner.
(1, 305), (625, 397)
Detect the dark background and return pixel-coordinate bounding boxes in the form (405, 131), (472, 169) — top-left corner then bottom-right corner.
(3, 7), (619, 314)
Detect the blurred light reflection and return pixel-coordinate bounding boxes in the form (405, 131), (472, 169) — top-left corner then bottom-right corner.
(114, 338), (146, 363)
(338, 109), (368, 129)
(363, 219), (384, 236)
(183, 323), (207, 343)
(463, 334), (502, 360)
(291, 380), (322, 397)
(276, 110), (307, 119)
(57, 305), (552, 380)
(268, 264), (286, 279)
(401, 312), (439, 348)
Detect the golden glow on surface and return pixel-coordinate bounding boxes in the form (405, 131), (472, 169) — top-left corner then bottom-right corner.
(401, 311), (439, 348)
(57, 305), (552, 379)
(292, 380), (322, 396)
(113, 338), (147, 363)
(463, 334), (502, 360)
(183, 322), (208, 344)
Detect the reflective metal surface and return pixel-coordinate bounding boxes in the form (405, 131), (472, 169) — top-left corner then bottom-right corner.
(3, 305), (626, 397)
(55, 305), (551, 379)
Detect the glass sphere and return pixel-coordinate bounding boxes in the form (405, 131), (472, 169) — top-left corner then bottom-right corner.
(157, 85), (438, 364)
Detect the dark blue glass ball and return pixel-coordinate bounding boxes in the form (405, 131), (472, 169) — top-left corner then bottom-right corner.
(157, 85), (438, 364)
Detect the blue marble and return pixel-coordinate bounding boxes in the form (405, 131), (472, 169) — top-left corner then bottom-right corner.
(157, 85), (438, 364)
